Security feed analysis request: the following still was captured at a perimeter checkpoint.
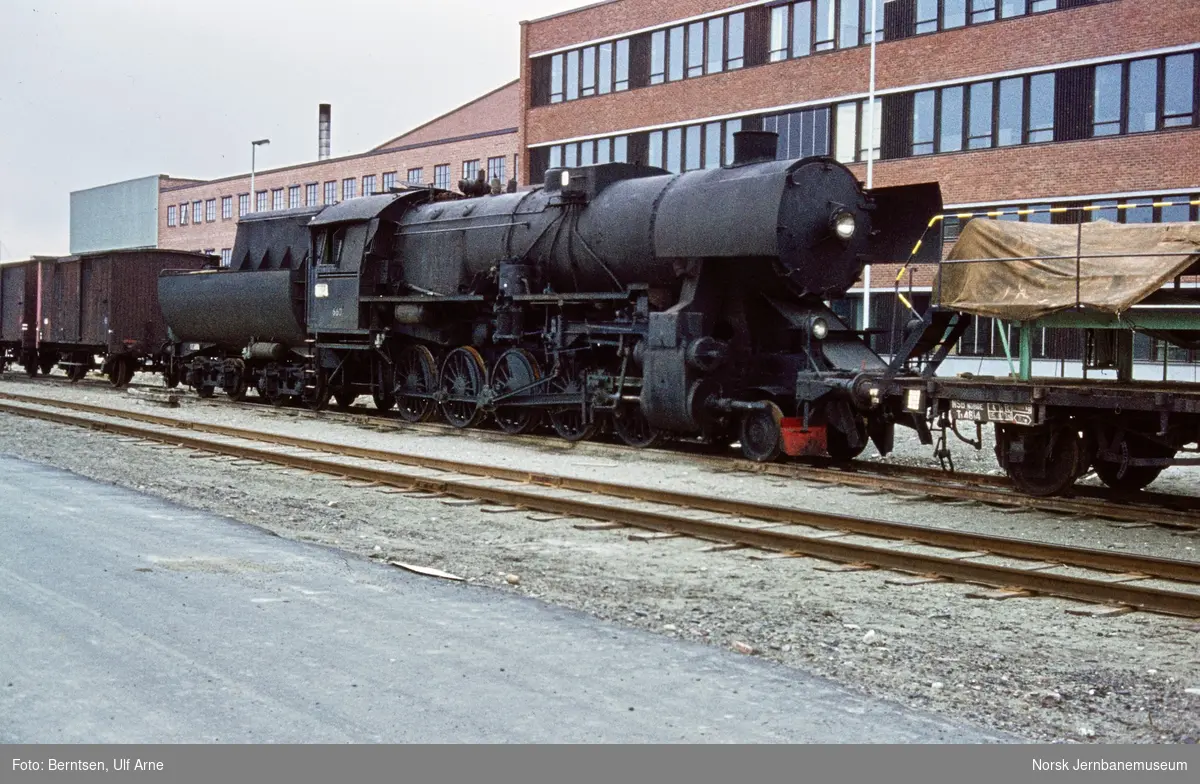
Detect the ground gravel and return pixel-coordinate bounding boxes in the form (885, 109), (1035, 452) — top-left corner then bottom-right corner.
(1, 373), (1198, 743)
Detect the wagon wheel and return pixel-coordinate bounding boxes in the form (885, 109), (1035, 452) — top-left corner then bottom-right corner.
(223, 359), (247, 402)
(304, 368), (332, 411)
(394, 345), (438, 423)
(162, 364), (181, 389)
(548, 368), (596, 442)
(260, 373), (287, 407)
(740, 403), (784, 463)
(612, 403), (663, 448)
(333, 389), (357, 410)
(1093, 431), (1173, 493)
(439, 346), (485, 428)
(39, 353), (58, 376)
(196, 385), (216, 399)
(489, 348), (543, 435)
(1001, 425), (1081, 497)
(826, 415), (869, 462)
(66, 352), (90, 383)
(107, 357), (132, 388)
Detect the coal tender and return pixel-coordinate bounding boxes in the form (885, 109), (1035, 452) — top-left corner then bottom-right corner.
(159, 131), (941, 461)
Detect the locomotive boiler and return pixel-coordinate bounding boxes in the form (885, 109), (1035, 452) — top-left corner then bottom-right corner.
(160, 131), (941, 460)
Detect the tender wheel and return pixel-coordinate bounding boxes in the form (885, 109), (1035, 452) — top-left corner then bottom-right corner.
(1093, 431), (1173, 493)
(740, 402), (784, 463)
(196, 385), (216, 399)
(333, 390), (357, 410)
(1000, 425), (1081, 497)
(612, 403), (663, 448)
(395, 345), (438, 423)
(39, 354), (58, 376)
(439, 346), (486, 428)
(548, 366), (595, 442)
(304, 369), (331, 411)
(489, 348), (543, 435)
(162, 365), (181, 389)
(222, 359), (247, 401)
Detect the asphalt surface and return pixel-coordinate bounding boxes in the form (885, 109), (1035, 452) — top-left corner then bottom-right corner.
(0, 455), (1010, 743)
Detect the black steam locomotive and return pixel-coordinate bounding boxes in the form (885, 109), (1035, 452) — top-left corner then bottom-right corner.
(159, 131), (940, 461)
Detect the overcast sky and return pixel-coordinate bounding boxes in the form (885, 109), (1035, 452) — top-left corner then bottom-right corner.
(0, 0), (593, 260)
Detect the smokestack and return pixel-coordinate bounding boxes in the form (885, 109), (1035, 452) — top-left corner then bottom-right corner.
(318, 104), (331, 160)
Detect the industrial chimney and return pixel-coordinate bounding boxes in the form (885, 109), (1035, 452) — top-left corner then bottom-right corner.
(318, 104), (331, 160)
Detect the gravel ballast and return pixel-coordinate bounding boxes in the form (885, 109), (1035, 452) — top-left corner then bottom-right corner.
(1, 374), (1198, 743)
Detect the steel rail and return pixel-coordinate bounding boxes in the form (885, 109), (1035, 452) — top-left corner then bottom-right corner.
(8, 378), (1200, 526)
(2, 400), (1199, 617)
(3, 393), (1199, 582)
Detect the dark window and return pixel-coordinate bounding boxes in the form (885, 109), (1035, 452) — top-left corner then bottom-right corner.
(382, 172), (396, 191)
(1090, 199), (1119, 222)
(221, 195), (232, 219)
(434, 164), (450, 190)
(487, 156), (506, 182)
(220, 249), (231, 268)
(406, 168), (422, 185)
(462, 160), (479, 181)
(764, 107), (830, 158)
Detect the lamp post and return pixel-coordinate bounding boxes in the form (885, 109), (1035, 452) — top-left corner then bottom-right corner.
(861, 0), (890, 334)
(249, 138), (270, 211)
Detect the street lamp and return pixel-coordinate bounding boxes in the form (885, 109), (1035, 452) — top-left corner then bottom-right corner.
(249, 138), (270, 212)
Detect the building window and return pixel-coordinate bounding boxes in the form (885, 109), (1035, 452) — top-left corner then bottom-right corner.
(179, 203), (188, 225)
(915, 0), (1055, 35)
(651, 11), (744, 86)
(256, 191), (268, 212)
(547, 135), (629, 173)
(192, 201), (202, 223)
(219, 249), (232, 268)
(462, 160), (479, 181)
(238, 194), (249, 217)
(772, 0), (877, 58)
(342, 178), (356, 201)
(167, 205), (177, 227)
(1093, 54), (1198, 137)
(288, 185), (301, 209)
(765, 107), (833, 160)
(362, 174), (376, 196)
(221, 196), (232, 219)
(434, 164), (450, 190)
(487, 157), (506, 183)
(204, 198), (216, 222)
(306, 183), (318, 206)
(913, 72), (1055, 155)
(271, 188), (284, 211)
(407, 168), (423, 185)
(543, 38), (631, 106)
(324, 181), (337, 204)
(648, 120), (739, 172)
(829, 98), (879, 163)
(382, 171), (397, 190)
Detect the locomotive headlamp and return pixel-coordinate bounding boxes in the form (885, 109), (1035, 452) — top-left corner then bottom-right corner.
(809, 316), (829, 340)
(561, 170), (571, 188)
(832, 210), (857, 240)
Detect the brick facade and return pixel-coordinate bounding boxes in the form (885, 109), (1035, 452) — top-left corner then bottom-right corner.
(158, 84), (520, 255)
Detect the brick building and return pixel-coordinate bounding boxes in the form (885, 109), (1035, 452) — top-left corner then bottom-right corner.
(519, 0), (1199, 361)
(157, 81), (520, 265)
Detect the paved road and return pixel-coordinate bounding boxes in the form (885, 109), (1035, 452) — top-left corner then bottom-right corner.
(0, 456), (1008, 742)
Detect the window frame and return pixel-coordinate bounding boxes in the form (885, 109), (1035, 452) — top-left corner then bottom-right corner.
(434, 164), (450, 190)
(288, 185), (301, 209)
(221, 195), (232, 220)
(238, 194), (249, 217)
(205, 198), (217, 222)
(306, 183), (319, 206)
(166, 205), (177, 227)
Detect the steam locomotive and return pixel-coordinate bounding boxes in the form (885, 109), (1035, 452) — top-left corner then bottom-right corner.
(158, 131), (941, 462)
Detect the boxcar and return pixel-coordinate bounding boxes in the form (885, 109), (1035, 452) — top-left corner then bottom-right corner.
(38, 249), (213, 386)
(0, 258), (50, 375)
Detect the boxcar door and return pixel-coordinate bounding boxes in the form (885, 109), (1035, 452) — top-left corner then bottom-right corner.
(52, 260), (82, 343)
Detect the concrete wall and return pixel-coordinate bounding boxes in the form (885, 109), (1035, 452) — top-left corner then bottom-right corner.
(69, 175), (160, 254)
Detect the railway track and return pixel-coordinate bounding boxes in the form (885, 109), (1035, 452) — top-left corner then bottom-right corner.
(2, 395), (1199, 618)
(5, 375), (1200, 529)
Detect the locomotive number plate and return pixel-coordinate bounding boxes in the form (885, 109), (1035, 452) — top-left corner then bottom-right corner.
(950, 400), (1034, 426)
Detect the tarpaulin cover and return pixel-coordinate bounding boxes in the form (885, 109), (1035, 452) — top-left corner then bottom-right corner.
(936, 219), (1200, 320)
